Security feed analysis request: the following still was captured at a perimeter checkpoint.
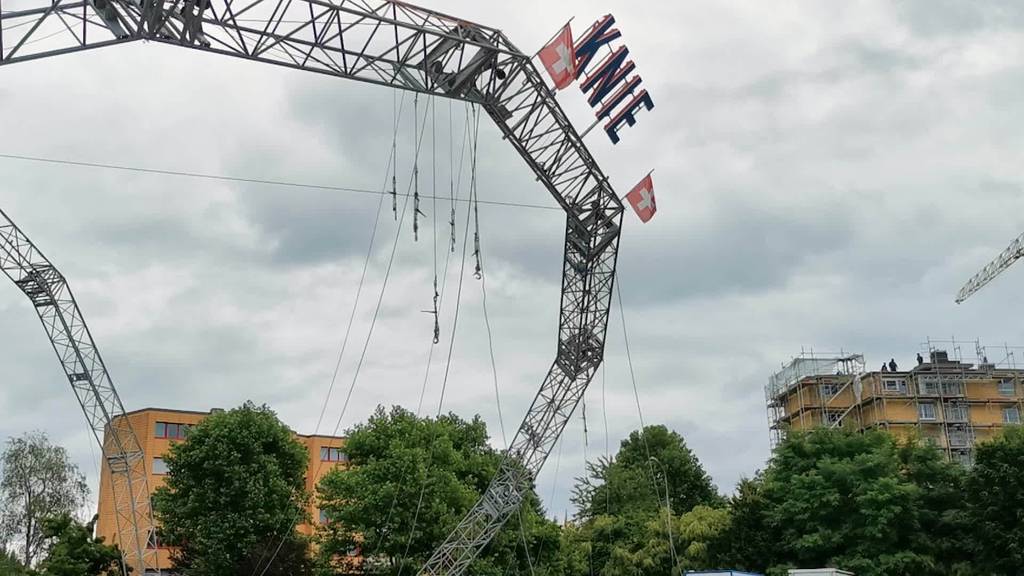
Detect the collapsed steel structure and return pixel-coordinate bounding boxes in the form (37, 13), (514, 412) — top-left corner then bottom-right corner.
(0, 1), (624, 574)
(0, 210), (157, 572)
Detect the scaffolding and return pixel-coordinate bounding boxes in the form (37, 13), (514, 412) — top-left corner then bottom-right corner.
(766, 351), (866, 447)
(766, 338), (1024, 465)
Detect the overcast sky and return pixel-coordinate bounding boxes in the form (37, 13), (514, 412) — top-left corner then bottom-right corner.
(4, 0), (1024, 520)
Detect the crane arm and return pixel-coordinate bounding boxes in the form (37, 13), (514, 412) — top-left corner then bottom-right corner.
(956, 231), (1024, 303)
(1, 1), (624, 574)
(0, 209), (158, 574)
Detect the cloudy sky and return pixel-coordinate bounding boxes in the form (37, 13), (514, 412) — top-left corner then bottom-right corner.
(4, 0), (1024, 520)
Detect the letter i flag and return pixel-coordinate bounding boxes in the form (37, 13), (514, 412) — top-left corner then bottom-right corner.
(625, 173), (656, 223)
(539, 24), (577, 90)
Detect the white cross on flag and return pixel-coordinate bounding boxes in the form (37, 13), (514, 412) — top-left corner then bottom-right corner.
(625, 174), (656, 223)
(539, 24), (576, 90)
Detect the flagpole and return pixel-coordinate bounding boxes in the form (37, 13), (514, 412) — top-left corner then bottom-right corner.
(531, 16), (575, 59)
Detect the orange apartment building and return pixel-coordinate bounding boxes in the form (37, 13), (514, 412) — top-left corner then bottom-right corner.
(767, 345), (1024, 466)
(95, 407), (348, 573)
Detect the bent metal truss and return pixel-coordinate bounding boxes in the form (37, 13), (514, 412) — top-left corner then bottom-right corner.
(0, 1), (625, 574)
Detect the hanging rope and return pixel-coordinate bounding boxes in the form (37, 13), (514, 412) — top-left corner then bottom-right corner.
(252, 90), (411, 576)
(394, 108), (481, 576)
(615, 276), (680, 573)
(430, 95), (440, 345)
(391, 91), (399, 221)
(413, 93), (425, 241)
(449, 99), (458, 253)
(367, 103), (473, 566)
(469, 105), (484, 280)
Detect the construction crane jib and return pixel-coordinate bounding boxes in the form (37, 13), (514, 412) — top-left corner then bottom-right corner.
(0, 1), (652, 574)
(956, 231), (1024, 303)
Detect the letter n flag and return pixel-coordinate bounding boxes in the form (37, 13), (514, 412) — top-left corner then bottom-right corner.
(626, 174), (656, 223)
(539, 24), (576, 90)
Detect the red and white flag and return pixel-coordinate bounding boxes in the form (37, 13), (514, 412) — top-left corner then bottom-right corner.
(539, 24), (577, 90)
(625, 173), (656, 223)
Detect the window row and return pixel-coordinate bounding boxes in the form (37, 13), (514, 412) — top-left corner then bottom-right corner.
(917, 402), (1021, 424)
(155, 421), (191, 440)
(320, 447), (348, 462)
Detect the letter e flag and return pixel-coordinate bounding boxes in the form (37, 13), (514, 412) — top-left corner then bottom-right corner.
(539, 24), (576, 90)
(626, 174), (656, 223)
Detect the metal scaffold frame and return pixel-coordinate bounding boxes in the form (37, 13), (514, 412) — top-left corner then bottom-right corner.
(0, 2), (625, 574)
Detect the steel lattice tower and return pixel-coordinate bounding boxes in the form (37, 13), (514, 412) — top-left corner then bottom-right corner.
(0, 2), (625, 574)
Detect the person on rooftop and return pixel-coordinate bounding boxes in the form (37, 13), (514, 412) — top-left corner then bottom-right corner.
(881, 363), (888, 372)
(917, 353), (924, 366)
(889, 358), (898, 372)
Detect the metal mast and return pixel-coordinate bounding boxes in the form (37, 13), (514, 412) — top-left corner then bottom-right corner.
(0, 210), (158, 574)
(956, 231), (1024, 303)
(0, 2), (625, 574)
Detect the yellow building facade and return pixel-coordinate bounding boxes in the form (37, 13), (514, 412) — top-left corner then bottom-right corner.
(767, 350), (1024, 465)
(95, 408), (347, 573)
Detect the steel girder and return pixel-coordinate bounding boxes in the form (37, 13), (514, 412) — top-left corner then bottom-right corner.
(955, 231), (1024, 303)
(0, 210), (158, 574)
(0, 1), (624, 574)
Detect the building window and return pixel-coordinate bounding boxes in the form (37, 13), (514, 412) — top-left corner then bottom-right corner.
(820, 383), (841, 398)
(825, 410), (844, 425)
(918, 403), (937, 421)
(155, 422), (190, 440)
(1004, 407), (1021, 425)
(999, 379), (1016, 397)
(320, 447), (348, 463)
(152, 457), (169, 475)
(953, 451), (974, 467)
(948, 429), (971, 447)
(944, 403), (969, 422)
(918, 376), (940, 396)
(882, 378), (906, 394)
(941, 377), (964, 397)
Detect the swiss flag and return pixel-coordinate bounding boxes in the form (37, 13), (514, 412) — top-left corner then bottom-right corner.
(539, 24), (576, 90)
(625, 174), (656, 223)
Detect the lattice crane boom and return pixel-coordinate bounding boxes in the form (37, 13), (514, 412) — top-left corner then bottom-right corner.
(0, 210), (158, 574)
(956, 231), (1024, 303)
(1, 2), (625, 574)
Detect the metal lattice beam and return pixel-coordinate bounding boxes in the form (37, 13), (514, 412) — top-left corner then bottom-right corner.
(956, 231), (1024, 303)
(0, 2), (625, 574)
(0, 210), (158, 574)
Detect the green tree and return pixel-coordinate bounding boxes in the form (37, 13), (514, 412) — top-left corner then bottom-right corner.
(0, 432), (89, 567)
(719, 428), (966, 576)
(572, 425), (720, 520)
(316, 405), (560, 575)
(33, 514), (123, 576)
(553, 425), (721, 576)
(965, 425), (1024, 574)
(0, 547), (29, 576)
(153, 402), (314, 576)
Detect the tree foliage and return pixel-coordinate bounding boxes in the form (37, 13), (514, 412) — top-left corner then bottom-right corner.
(33, 514), (124, 576)
(316, 405), (560, 575)
(153, 402), (314, 576)
(965, 425), (1024, 574)
(718, 428), (967, 576)
(572, 425), (720, 520)
(0, 432), (89, 567)
(551, 425), (722, 576)
(0, 547), (29, 576)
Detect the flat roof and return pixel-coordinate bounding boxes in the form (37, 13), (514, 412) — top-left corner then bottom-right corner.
(119, 407), (346, 440)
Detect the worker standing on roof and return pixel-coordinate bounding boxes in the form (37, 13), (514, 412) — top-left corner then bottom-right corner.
(917, 353), (924, 366)
(889, 358), (898, 372)
(882, 363), (888, 372)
